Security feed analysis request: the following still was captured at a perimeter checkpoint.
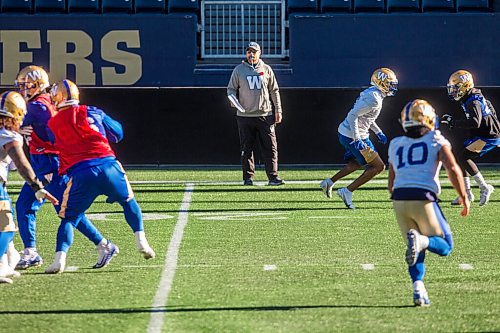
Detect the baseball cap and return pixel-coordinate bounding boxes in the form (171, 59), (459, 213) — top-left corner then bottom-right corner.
(246, 42), (261, 52)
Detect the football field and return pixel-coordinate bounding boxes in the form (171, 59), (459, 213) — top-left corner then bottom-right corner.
(1, 168), (499, 333)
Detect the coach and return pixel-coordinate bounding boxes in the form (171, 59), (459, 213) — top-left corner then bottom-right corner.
(227, 42), (284, 186)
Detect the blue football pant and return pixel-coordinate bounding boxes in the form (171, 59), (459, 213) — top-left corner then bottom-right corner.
(16, 173), (103, 250)
(56, 160), (143, 252)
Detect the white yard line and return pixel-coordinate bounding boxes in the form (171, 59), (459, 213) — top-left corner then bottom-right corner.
(147, 183), (194, 333)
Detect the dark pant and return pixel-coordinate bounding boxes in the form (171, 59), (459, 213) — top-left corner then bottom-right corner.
(237, 115), (279, 181)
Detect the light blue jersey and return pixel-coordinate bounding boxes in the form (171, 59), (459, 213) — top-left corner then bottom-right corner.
(389, 130), (450, 195)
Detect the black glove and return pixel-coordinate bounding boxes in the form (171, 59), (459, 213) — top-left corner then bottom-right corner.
(440, 114), (454, 128)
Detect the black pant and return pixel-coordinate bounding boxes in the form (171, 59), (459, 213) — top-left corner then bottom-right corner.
(236, 115), (279, 181)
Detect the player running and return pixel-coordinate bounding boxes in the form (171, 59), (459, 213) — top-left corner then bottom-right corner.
(320, 68), (398, 209)
(388, 99), (470, 306)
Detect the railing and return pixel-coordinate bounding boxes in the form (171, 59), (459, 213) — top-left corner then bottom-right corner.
(200, 0), (286, 59)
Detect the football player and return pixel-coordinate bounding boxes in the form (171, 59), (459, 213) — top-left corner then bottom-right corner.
(44, 79), (155, 274)
(388, 99), (470, 306)
(0, 91), (58, 283)
(441, 70), (500, 206)
(14, 65), (118, 270)
(320, 68), (397, 209)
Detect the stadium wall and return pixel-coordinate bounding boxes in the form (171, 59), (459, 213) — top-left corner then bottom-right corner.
(75, 87), (500, 165)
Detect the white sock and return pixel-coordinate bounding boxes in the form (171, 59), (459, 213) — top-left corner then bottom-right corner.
(420, 235), (429, 250)
(464, 177), (471, 191)
(97, 238), (108, 248)
(0, 254), (7, 266)
(135, 231), (149, 249)
(473, 172), (487, 189)
(7, 241), (20, 268)
(413, 280), (425, 291)
(54, 251), (67, 263)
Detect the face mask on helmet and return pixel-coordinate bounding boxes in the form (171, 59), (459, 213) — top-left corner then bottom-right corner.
(0, 91), (27, 127)
(371, 68), (398, 96)
(14, 66), (50, 101)
(400, 99), (436, 132)
(447, 70), (474, 101)
(50, 79), (80, 109)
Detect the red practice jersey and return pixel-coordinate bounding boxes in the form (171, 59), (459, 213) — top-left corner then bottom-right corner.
(48, 104), (115, 174)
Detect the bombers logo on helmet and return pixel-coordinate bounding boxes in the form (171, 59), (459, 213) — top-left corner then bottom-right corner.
(371, 68), (398, 96)
(0, 91), (27, 124)
(15, 65), (50, 101)
(447, 70), (474, 101)
(50, 79), (80, 109)
(400, 99), (436, 132)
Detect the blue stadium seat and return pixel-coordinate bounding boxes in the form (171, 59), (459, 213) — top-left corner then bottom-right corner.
(1, 0), (33, 13)
(102, 0), (133, 13)
(456, 0), (490, 12)
(35, 0), (66, 13)
(321, 0), (351, 13)
(422, 0), (455, 12)
(387, 0), (420, 12)
(135, 0), (166, 13)
(68, 0), (99, 13)
(168, 0), (199, 12)
(287, 0), (318, 13)
(354, 0), (384, 12)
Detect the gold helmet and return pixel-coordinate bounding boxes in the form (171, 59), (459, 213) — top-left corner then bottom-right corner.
(50, 79), (80, 109)
(0, 91), (27, 125)
(447, 70), (474, 101)
(371, 68), (398, 96)
(400, 99), (436, 132)
(15, 65), (50, 101)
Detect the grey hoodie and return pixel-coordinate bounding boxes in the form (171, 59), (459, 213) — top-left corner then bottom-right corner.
(227, 59), (282, 117)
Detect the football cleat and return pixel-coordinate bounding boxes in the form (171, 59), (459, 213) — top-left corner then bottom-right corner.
(243, 179), (253, 186)
(139, 246), (156, 260)
(268, 178), (285, 186)
(451, 191), (474, 206)
(45, 251), (66, 274)
(16, 249), (43, 270)
(337, 187), (355, 209)
(479, 184), (494, 207)
(406, 229), (423, 266)
(93, 241), (119, 269)
(413, 289), (431, 307)
(320, 178), (334, 198)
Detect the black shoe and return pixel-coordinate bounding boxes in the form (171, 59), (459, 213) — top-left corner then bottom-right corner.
(243, 179), (253, 186)
(268, 178), (284, 186)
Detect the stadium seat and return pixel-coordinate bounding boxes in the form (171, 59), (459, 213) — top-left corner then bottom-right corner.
(102, 0), (133, 13)
(1, 0), (33, 13)
(168, 0), (199, 12)
(422, 0), (455, 12)
(321, 0), (352, 13)
(68, 0), (100, 13)
(456, 0), (490, 12)
(135, 0), (166, 13)
(354, 0), (385, 12)
(35, 0), (66, 13)
(387, 0), (420, 12)
(287, 0), (318, 13)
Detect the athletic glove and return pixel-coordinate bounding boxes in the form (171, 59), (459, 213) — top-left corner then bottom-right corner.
(441, 114), (454, 128)
(376, 132), (388, 145)
(352, 139), (367, 150)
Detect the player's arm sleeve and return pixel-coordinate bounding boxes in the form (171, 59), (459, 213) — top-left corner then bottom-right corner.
(370, 122), (382, 134)
(345, 98), (372, 139)
(268, 67), (282, 114)
(102, 114), (124, 143)
(453, 101), (482, 129)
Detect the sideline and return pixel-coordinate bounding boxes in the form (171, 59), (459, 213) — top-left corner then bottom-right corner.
(147, 183), (194, 333)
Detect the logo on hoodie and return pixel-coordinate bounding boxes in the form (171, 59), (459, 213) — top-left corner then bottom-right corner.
(246, 75), (262, 90)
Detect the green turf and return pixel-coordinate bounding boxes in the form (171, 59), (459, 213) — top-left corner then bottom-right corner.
(1, 168), (499, 332)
